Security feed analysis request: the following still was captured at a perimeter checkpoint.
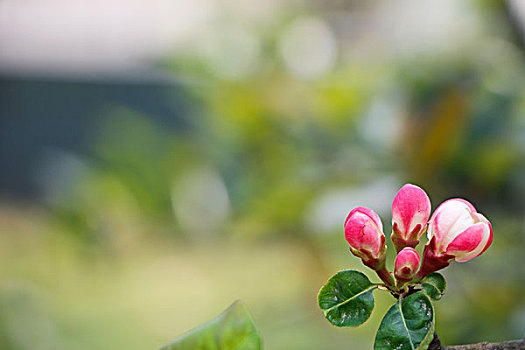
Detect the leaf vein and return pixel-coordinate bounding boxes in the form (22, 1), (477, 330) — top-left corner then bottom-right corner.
(323, 285), (376, 314)
(399, 297), (416, 350)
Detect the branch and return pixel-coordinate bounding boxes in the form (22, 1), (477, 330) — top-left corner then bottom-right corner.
(428, 332), (525, 349)
(443, 339), (525, 349)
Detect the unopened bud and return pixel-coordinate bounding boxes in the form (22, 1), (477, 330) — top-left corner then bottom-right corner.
(391, 184), (431, 252)
(394, 247), (420, 283)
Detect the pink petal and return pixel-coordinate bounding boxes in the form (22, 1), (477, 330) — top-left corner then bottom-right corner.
(428, 199), (476, 248)
(452, 198), (477, 213)
(344, 207), (383, 256)
(445, 222), (491, 262)
(394, 247), (420, 280)
(395, 247), (420, 270)
(475, 213), (493, 255)
(346, 206), (383, 232)
(391, 184), (431, 239)
(361, 223), (382, 256)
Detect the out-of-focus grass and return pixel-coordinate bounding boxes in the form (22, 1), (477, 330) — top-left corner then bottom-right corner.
(0, 203), (396, 349)
(1, 201), (519, 349)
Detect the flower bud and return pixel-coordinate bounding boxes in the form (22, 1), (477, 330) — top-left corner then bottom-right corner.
(344, 207), (387, 270)
(391, 184), (431, 252)
(416, 198), (493, 279)
(394, 247), (420, 283)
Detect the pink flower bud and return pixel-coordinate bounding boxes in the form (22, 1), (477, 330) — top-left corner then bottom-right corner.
(344, 207), (387, 270)
(394, 247), (420, 282)
(391, 184), (431, 252)
(428, 199), (492, 261)
(417, 198), (493, 279)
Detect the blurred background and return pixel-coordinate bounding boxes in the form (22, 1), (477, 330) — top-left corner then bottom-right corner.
(1, 0), (525, 349)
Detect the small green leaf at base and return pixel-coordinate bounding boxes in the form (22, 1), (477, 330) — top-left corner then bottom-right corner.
(159, 301), (261, 350)
(318, 270), (376, 327)
(421, 273), (446, 301)
(374, 292), (435, 350)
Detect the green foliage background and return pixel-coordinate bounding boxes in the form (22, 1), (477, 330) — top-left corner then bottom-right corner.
(1, 1), (525, 349)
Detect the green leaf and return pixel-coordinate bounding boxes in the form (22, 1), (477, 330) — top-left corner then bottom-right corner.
(374, 292), (435, 350)
(318, 270), (377, 327)
(159, 301), (261, 350)
(421, 273), (446, 301)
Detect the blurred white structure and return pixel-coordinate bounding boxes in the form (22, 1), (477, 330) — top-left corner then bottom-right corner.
(0, 0), (217, 74)
(0, 0), (485, 77)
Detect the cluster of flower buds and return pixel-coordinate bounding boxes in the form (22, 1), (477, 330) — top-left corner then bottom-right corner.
(344, 184), (493, 288)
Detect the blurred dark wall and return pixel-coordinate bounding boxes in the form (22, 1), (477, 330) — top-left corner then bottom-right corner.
(0, 74), (192, 199)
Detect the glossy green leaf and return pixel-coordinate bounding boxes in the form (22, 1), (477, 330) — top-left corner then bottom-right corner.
(421, 273), (446, 301)
(374, 292), (435, 350)
(159, 301), (261, 350)
(318, 270), (377, 327)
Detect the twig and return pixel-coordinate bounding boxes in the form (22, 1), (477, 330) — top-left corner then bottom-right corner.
(429, 331), (525, 349)
(428, 332), (442, 350)
(443, 339), (525, 349)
